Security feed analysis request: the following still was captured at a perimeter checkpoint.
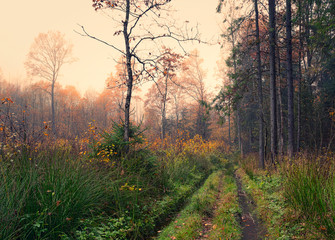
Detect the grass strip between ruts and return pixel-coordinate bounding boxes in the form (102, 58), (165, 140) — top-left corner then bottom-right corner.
(208, 174), (241, 240)
(157, 171), (222, 239)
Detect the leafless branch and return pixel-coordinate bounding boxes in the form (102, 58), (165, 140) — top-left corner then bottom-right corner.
(76, 25), (125, 56)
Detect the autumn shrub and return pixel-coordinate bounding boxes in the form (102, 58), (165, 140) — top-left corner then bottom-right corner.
(90, 122), (145, 160)
(237, 153), (260, 179)
(87, 122), (164, 208)
(151, 134), (222, 183)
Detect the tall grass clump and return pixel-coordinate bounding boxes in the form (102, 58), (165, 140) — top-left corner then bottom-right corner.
(0, 159), (35, 239)
(0, 149), (111, 240)
(283, 154), (335, 238)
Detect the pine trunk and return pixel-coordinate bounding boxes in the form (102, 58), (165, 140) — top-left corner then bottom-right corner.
(254, 0), (265, 168)
(269, 0), (278, 163)
(286, 0), (294, 157)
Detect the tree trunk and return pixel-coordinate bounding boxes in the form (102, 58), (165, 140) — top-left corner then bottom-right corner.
(173, 94), (179, 134)
(297, 0), (302, 151)
(161, 107), (166, 139)
(277, 81), (284, 157)
(161, 74), (169, 139)
(123, 0), (134, 152)
(161, 94), (167, 139)
(228, 107), (231, 144)
(237, 105), (243, 157)
(269, 0), (277, 164)
(51, 82), (56, 135)
(276, 48), (284, 158)
(254, 0), (265, 168)
(286, 0), (294, 157)
(230, 27), (243, 157)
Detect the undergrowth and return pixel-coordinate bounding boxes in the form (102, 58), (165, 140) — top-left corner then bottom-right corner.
(238, 154), (331, 239)
(282, 154), (335, 239)
(0, 150), (110, 240)
(0, 123), (223, 239)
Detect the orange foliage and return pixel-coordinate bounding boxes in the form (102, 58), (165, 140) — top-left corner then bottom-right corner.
(148, 130), (228, 156)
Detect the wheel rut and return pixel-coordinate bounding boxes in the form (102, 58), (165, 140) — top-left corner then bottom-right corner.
(235, 172), (266, 240)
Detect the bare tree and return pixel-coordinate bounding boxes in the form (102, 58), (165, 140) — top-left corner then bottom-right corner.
(153, 47), (182, 139)
(81, 0), (200, 151)
(181, 50), (209, 138)
(25, 31), (74, 135)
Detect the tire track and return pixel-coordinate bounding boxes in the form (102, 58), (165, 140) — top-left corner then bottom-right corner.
(235, 172), (266, 240)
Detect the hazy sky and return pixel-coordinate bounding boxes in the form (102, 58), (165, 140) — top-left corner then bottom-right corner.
(0, 0), (222, 94)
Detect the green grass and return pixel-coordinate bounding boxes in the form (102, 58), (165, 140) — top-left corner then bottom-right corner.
(237, 153), (335, 239)
(208, 174), (241, 240)
(0, 151), (111, 240)
(283, 155), (335, 238)
(236, 167), (294, 239)
(0, 150), (212, 240)
(157, 171), (222, 240)
(68, 173), (207, 240)
(236, 164), (323, 240)
(157, 159), (242, 240)
(70, 151), (214, 240)
(0, 160), (35, 239)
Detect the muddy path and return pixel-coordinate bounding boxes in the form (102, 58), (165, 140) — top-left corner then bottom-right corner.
(235, 173), (266, 240)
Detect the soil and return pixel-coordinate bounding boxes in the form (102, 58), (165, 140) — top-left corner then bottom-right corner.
(235, 173), (266, 240)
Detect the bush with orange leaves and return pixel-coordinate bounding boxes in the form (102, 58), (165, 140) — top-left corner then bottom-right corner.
(149, 130), (226, 157)
(147, 132), (227, 187)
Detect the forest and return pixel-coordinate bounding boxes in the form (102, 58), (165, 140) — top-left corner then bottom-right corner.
(0, 0), (334, 239)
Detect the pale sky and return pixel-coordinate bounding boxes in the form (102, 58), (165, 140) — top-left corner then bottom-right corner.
(0, 0), (223, 95)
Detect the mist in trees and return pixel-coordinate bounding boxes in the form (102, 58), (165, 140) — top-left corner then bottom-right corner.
(25, 31), (75, 136)
(1, 41), (223, 148)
